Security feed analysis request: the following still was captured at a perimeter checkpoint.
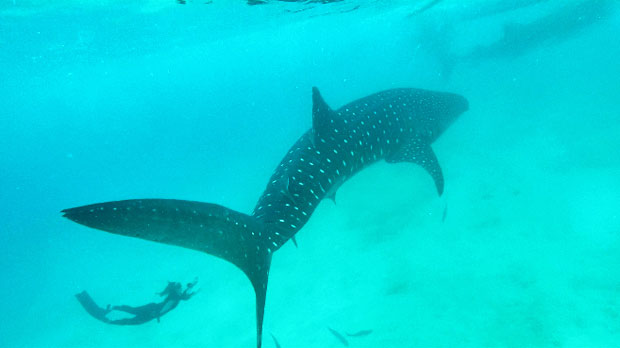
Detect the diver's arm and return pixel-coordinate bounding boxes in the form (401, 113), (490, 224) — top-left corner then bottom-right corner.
(181, 278), (199, 300)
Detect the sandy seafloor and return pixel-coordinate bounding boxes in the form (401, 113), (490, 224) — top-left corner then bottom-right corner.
(1, 0), (620, 347)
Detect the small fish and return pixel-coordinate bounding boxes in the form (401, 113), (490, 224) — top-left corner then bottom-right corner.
(345, 329), (373, 337)
(270, 333), (281, 348)
(408, 0), (443, 16)
(328, 327), (349, 346)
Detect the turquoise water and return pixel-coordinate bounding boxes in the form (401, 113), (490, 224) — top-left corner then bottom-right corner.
(1, 1), (619, 347)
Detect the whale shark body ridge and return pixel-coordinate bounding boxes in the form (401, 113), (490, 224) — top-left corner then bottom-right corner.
(62, 86), (468, 347)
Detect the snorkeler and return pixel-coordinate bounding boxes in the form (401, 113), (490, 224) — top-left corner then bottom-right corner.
(75, 279), (198, 325)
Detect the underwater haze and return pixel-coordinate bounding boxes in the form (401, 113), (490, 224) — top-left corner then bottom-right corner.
(1, 0), (620, 347)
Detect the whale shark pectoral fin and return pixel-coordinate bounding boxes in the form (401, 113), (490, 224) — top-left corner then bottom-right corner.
(416, 145), (444, 196)
(387, 138), (444, 196)
(61, 199), (272, 348)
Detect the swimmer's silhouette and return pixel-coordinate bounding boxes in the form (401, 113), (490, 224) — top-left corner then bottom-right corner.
(76, 280), (198, 325)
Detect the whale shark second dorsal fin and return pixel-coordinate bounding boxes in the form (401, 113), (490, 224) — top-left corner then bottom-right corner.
(387, 137), (444, 196)
(62, 199), (272, 348)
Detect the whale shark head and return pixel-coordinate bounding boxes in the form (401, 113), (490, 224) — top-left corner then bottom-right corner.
(410, 89), (469, 142)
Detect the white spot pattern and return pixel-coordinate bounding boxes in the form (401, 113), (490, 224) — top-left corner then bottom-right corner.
(252, 88), (466, 249)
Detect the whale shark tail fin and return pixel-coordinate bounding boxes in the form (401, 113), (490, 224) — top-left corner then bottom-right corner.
(62, 199), (272, 348)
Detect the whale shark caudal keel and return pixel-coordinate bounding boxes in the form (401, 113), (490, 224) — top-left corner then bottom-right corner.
(62, 87), (468, 348)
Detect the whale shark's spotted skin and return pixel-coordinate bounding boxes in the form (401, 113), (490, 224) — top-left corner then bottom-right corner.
(252, 131), (320, 245)
(252, 88), (467, 248)
(61, 87), (468, 348)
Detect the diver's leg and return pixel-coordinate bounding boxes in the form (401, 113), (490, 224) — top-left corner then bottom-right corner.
(108, 302), (160, 325)
(111, 305), (143, 316)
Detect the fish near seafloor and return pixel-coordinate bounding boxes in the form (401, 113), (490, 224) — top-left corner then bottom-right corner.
(62, 86), (468, 347)
(270, 333), (281, 348)
(328, 327), (349, 346)
(346, 329), (373, 337)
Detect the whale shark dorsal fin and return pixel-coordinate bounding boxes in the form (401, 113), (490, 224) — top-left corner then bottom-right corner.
(312, 86), (333, 121)
(387, 137), (445, 195)
(311, 87), (340, 146)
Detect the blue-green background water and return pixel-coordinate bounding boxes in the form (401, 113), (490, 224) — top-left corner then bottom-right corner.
(1, 0), (619, 347)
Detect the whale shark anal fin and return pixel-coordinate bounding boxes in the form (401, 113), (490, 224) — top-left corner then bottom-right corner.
(326, 191), (336, 204)
(62, 199), (271, 348)
(387, 138), (444, 195)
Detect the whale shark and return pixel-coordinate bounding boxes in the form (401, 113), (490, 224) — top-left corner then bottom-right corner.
(62, 86), (468, 347)
(467, 0), (612, 62)
(416, 0), (612, 79)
